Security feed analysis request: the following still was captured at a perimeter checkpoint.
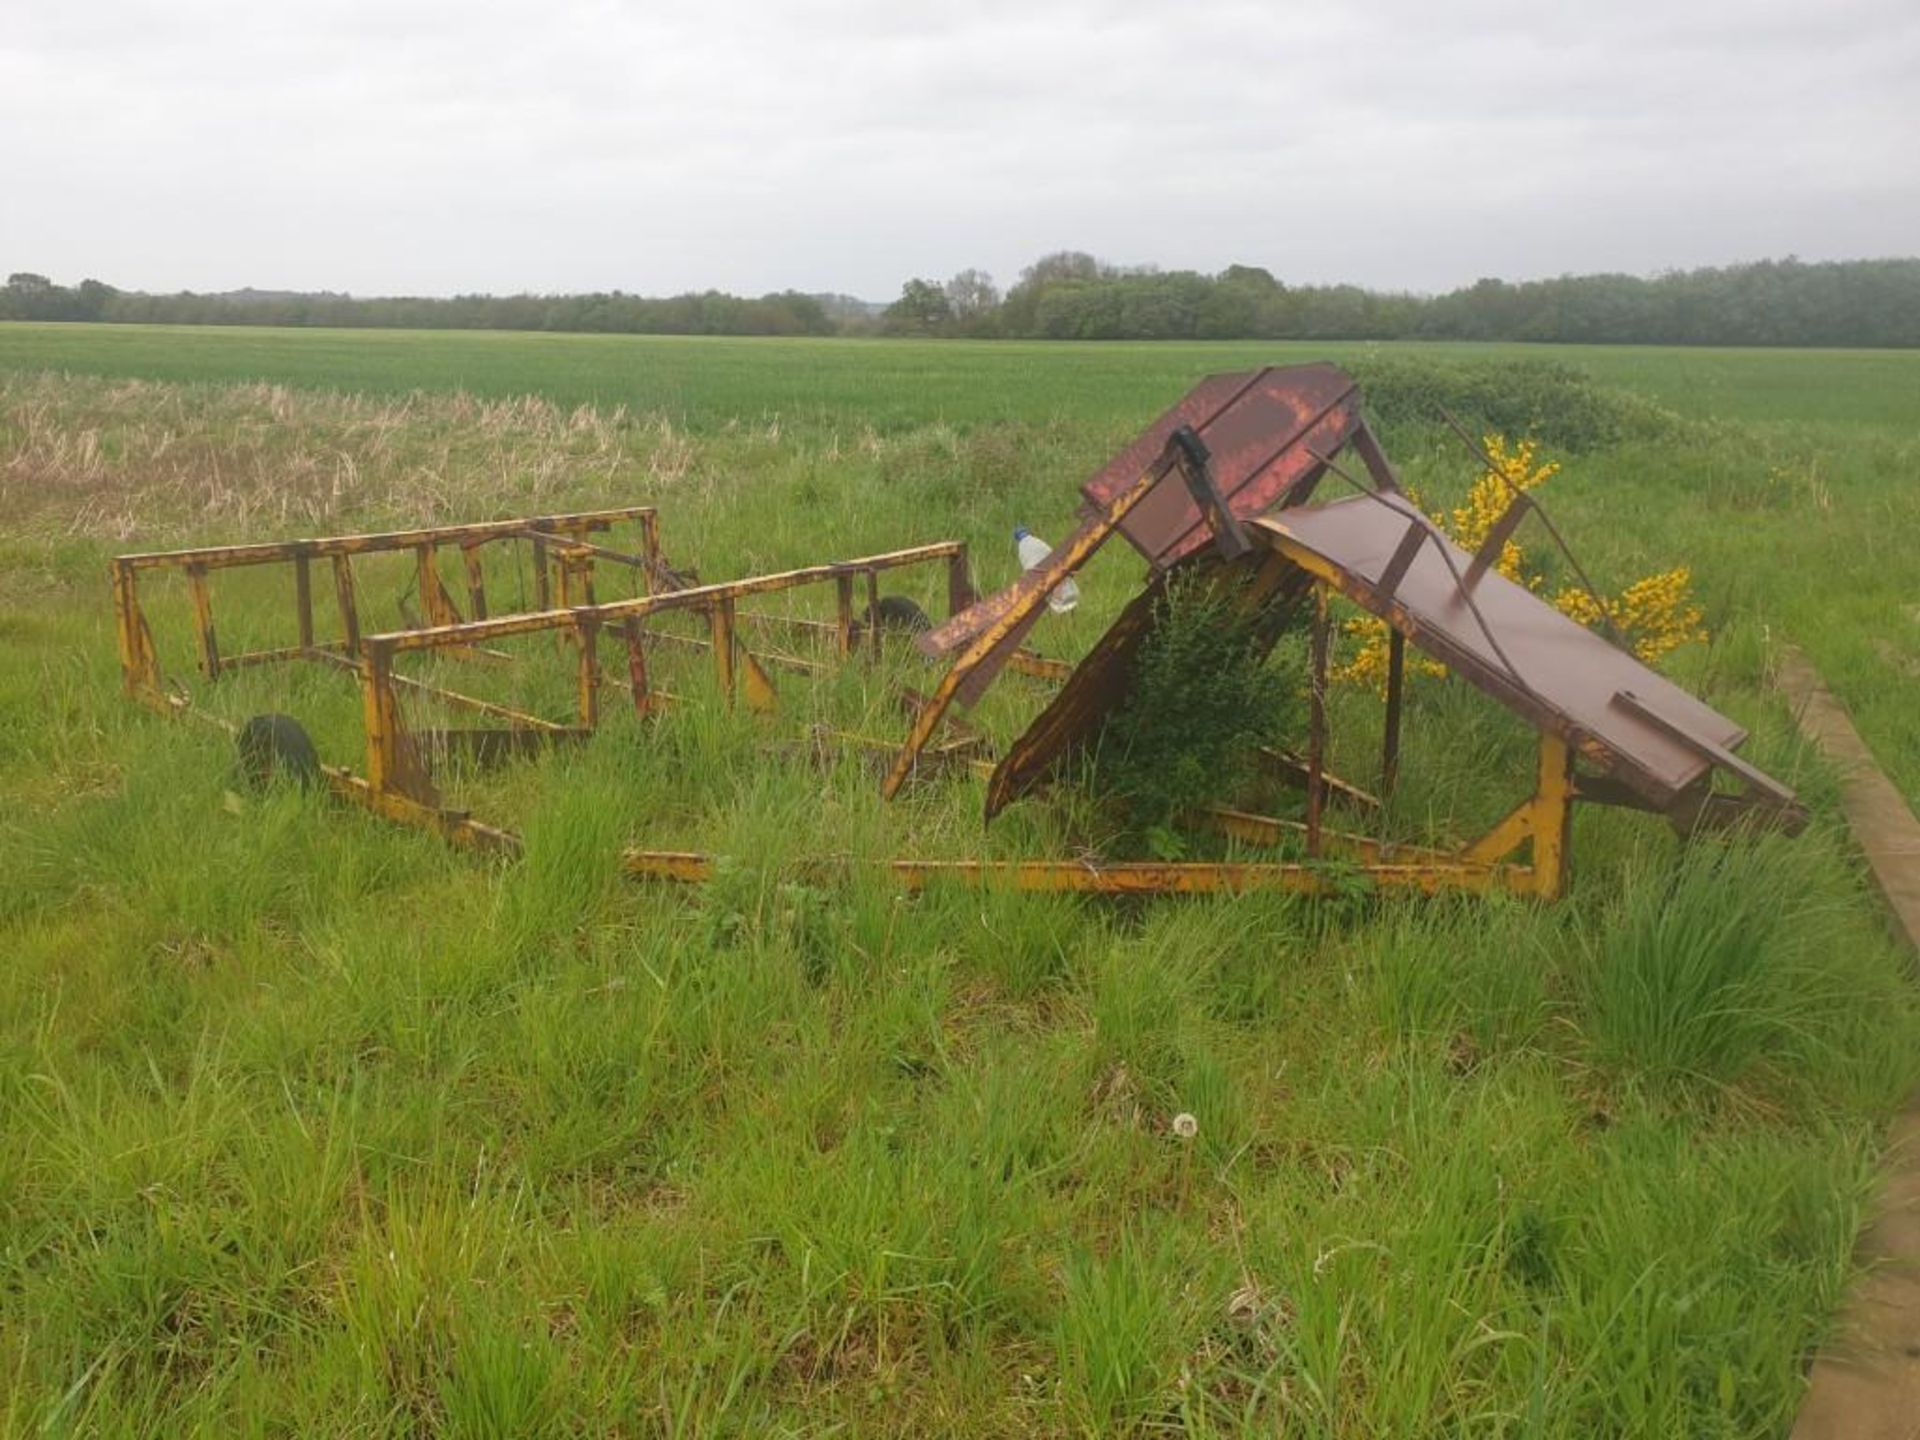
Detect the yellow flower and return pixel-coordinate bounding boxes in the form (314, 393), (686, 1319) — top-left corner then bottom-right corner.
(1334, 435), (1705, 691)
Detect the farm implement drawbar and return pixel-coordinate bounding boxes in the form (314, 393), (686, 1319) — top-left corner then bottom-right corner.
(113, 364), (1804, 899)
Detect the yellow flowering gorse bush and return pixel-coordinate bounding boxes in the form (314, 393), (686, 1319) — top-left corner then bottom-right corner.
(1333, 434), (1705, 690)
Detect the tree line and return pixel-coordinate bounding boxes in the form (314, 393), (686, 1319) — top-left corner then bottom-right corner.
(883, 253), (1920, 346)
(6, 254), (1919, 346)
(0, 273), (841, 336)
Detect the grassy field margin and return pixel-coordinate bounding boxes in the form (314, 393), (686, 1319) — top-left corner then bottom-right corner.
(2, 333), (1919, 1435)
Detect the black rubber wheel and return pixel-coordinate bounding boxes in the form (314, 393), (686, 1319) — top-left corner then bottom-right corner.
(236, 713), (322, 791)
(851, 595), (933, 645)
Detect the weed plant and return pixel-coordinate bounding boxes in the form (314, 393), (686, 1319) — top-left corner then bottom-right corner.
(1090, 566), (1305, 850)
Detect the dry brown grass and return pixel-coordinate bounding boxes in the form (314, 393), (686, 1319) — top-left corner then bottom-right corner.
(0, 373), (699, 542)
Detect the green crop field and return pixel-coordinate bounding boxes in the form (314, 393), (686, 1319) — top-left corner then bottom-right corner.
(3, 323), (1920, 1436)
(3, 322), (1917, 431)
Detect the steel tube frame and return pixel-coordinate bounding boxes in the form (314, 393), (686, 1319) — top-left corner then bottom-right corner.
(113, 506), (658, 572)
(347, 541), (971, 820)
(111, 506), (661, 710)
(364, 542), (968, 654)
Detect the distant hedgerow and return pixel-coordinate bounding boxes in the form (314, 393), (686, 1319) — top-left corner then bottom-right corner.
(1347, 357), (1683, 451)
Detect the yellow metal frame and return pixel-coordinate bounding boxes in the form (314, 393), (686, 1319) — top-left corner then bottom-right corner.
(111, 506), (663, 709)
(117, 499), (1585, 902)
(615, 728), (1574, 899)
(339, 540), (975, 824)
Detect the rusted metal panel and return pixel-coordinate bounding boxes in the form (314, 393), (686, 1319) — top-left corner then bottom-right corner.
(1253, 499), (1747, 809)
(980, 570), (1166, 817)
(921, 368), (1359, 668)
(918, 364), (1360, 669)
(1079, 363), (1362, 567)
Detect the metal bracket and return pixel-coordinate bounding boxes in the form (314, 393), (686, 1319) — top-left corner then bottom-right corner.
(1168, 425), (1251, 560)
(1376, 519), (1428, 602)
(1464, 492), (1532, 590)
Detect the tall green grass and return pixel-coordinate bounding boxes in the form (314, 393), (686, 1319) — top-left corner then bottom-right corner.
(1, 348), (1917, 1434)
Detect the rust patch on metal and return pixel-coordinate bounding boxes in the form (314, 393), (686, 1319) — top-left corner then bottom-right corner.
(1079, 363), (1360, 567)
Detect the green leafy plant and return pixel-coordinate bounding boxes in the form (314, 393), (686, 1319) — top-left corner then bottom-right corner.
(1094, 566), (1303, 838)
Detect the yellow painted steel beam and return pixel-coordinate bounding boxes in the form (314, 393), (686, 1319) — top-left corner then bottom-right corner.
(220, 641), (349, 670)
(740, 646), (779, 713)
(1460, 800), (1535, 865)
(894, 859), (1526, 895)
(185, 563), (219, 678)
(356, 645), (438, 805)
(1007, 650), (1073, 683)
(459, 541), (489, 619)
(1450, 735), (1573, 891)
(294, 551), (315, 646)
(324, 767), (520, 854)
(708, 599), (736, 700)
(416, 544), (463, 629)
(882, 466), (1173, 800)
(603, 623), (821, 677)
(825, 729), (989, 773)
(110, 558), (161, 699)
(621, 850), (715, 883)
(113, 506), (660, 572)
(733, 610), (1054, 681)
(1197, 806), (1455, 865)
(577, 619), (601, 728)
(1256, 747), (1382, 811)
(1532, 730), (1574, 899)
(303, 650), (567, 731)
(368, 541), (967, 654)
(331, 553), (361, 655)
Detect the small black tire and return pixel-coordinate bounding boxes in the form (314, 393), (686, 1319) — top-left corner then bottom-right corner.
(851, 595), (933, 646)
(236, 713), (322, 791)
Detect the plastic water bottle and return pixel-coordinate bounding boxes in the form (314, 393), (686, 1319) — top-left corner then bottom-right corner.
(1015, 526), (1079, 614)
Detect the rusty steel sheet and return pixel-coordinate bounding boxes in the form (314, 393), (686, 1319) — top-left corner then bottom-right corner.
(918, 364), (1360, 665)
(1080, 363), (1362, 568)
(1253, 498), (1747, 809)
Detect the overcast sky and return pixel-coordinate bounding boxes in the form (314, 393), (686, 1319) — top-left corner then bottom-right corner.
(4, 0), (1916, 300)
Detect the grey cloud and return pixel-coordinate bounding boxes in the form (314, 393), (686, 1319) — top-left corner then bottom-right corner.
(2, 0), (1914, 297)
